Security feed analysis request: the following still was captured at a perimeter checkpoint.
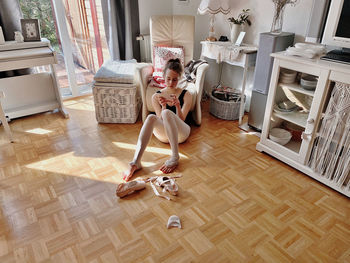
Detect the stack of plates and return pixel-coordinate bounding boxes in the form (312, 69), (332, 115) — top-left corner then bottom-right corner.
(280, 69), (297, 84)
(274, 105), (298, 113)
(300, 74), (318, 90)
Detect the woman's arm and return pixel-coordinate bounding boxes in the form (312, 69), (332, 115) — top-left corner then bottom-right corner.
(174, 91), (192, 121)
(152, 93), (166, 118)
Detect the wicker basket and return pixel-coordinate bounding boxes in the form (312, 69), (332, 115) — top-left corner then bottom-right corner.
(209, 93), (245, 120)
(93, 83), (141, 123)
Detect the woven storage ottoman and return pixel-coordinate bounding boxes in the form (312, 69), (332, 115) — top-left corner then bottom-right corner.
(209, 93), (245, 120)
(93, 83), (141, 123)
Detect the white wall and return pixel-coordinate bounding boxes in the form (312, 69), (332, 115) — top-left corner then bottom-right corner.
(138, 0), (173, 35)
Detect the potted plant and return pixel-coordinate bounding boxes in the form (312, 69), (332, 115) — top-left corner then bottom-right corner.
(228, 9), (252, 43)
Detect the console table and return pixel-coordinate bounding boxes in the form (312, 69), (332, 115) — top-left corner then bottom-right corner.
(200, 41), (258, 125)
(0, 39), (68, 121)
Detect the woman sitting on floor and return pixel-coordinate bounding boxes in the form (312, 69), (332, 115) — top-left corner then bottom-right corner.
(123, 58), (192, 181)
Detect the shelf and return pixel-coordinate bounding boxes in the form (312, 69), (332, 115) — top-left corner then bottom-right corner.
(284, 139), (302, 153)
(266, 137), (301, 154)
(5, 100), (59, 119)
(273, 111), (308, 128)
(278, 82), (315, 97)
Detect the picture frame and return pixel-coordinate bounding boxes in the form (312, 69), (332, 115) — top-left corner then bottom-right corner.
(20, 19), (41, 42)
(235, 32), (246, 46)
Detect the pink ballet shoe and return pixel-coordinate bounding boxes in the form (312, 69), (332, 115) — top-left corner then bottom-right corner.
(154, 176), (178, 196)
(116, 180), (146, 198)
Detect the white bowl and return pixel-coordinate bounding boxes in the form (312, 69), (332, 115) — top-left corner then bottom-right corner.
(269, 128), (292, 145)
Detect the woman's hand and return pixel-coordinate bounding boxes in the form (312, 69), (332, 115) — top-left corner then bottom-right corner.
(170, 94), (180, 108)
(158, 95), (167, 109)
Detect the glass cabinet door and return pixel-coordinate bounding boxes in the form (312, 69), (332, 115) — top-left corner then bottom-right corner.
(260, 58), (330, 164)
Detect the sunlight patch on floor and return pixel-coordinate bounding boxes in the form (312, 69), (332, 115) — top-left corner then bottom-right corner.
(25, 128), (53, 135)
(113, 142), (188, 159)
(64, 100), (95, 112)
(25, 151), (157, 183)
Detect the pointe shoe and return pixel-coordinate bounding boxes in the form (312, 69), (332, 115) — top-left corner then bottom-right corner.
(167, 215), (181, 229)
(155, 176), (178, 196)
(116, 180), (146, 198)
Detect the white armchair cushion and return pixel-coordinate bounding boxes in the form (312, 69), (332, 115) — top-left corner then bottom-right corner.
(150, 16), (194, 65)
(152, 45), (184, 87)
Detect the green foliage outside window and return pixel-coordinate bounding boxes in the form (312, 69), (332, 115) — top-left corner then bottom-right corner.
(19, 0), (59, 51)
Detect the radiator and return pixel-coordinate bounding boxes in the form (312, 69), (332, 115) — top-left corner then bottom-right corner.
(137, 34), (151, 63)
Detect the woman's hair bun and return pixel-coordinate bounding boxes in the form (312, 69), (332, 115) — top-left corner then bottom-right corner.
(169, 58), (180, 63)
(163, 58), (183, 75)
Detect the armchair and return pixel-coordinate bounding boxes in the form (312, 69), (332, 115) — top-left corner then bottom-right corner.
(137, 15), (209, 125)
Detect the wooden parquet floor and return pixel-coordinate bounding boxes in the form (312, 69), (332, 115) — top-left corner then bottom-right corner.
(0, 96), (350, 263)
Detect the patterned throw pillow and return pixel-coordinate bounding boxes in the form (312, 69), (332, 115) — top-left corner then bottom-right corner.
(152, 45), (184, 88)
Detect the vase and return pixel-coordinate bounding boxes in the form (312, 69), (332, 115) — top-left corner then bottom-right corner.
(270, 3), (286, 35)
(229, 23), (241, 43)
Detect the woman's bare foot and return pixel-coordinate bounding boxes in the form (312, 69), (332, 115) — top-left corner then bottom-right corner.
(160, 163), (177, 174)
(159, 158), (178, 174)
(123, 163), (141, 181)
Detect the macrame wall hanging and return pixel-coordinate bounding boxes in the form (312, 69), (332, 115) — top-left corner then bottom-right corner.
(309, 81), (350, 190)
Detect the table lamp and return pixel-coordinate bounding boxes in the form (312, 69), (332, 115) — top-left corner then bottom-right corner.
(198, 0), (231, 41)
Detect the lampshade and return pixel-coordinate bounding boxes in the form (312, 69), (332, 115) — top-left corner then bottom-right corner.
(198, 0), (231, 15)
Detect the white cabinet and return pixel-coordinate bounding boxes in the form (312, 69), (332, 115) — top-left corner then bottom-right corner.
(257, 52), (350, 197)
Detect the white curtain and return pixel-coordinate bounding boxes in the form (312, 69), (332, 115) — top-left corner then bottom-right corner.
(101, 0), (140, 61)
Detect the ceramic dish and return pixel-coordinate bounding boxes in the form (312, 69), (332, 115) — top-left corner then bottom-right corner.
(278, 100), (297, 110)
(280, 77), (296, 84)
(280, 69), (297, 84)
(301, 74), (318, 82)
(269, 128), (292, 145)
(301, 84), (316, 90)
(300, 74), (318, 90)
(273, 105), (297, 113)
